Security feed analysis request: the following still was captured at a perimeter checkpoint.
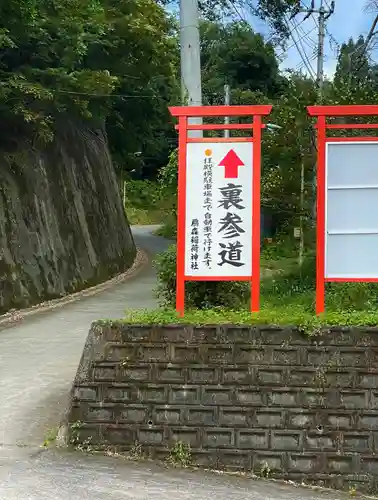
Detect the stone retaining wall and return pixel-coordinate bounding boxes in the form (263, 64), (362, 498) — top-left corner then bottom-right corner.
(0, 122), (135, 313)
(68, 322), (378, 492)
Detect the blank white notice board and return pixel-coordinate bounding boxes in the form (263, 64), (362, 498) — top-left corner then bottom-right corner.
(325, 142), (378, 279)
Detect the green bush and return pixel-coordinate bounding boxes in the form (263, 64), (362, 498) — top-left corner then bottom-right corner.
(158, 149), (178, 201)
(154, 238), (378, 313)
(261, 252), (378, 311)
(261, 253), (316, 298)
(261, 235), (298, 261)
(120, 307), (378, 329)
(124, 179), (161, 209)
(157, 149), (178, 238)
(327, 282), (378, 311)
(154, 244), (250, 309)
(154, 213), (177, 239)
(122, 178), (176, 225)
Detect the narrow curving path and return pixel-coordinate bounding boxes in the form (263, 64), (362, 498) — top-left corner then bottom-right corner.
(0, 226), (349, 500)
(0, 226), (167, 452)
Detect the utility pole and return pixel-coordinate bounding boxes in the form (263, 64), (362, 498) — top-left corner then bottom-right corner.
(224, 84), (230, 138)
(179, 0), (202, 136)
(316, 0), (326, 100)
(291, 0), (335, 101)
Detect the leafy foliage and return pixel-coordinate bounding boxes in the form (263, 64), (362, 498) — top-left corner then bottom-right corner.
(157, 148), (178, 236)
(125, 179), (162, 210)
(121, 306), (378, 329)
(252, 0), (298, 38)
(88, 0), (179, 173)
(157, 0), (238, 22)
(123, 178), (176, 224)
(201, 21), (284, 101)
(262, 253), (378, 313)
(131, 244), (378, 328)
(0, 0), (178, 173)
(158, 148), (178, 203)
(0, 0), (116, 143)
(261, 234), (304, 262)
(158, 0), (299, 36)
(261, 73), (316, 230)
(334, 36), (371, 89)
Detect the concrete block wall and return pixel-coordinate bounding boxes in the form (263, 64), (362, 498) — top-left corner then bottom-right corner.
(69, 322), (378, 492)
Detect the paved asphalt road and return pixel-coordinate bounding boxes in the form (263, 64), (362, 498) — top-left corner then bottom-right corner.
(0, 226), (350, 499)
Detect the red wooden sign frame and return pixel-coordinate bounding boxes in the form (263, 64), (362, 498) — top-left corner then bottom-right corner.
(169, 105), (272, 316)
(308, 104), (378, 315)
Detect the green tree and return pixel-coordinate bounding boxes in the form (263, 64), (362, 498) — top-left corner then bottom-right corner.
(331, 33), (378, 110)
(0, 0), (179, 177)
(85, 0), (179, 175)
(157, 0), (236, 20)
(252, 0), (299, 37)
(201, 20), (286, 103)
(0, 0), (116, 143)
(261, 72), (316, 230)
(334, 36), (370, 87)
(158, 0), (299, 35)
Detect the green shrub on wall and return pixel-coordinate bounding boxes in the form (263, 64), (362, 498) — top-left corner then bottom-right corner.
(154, 244), (250, 309)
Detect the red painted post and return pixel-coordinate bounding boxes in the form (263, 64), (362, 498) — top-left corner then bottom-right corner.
(316, 115), (326, 315)
(252, 115), (262, 313)
(170, 105), (272, 316)
(176, 115), (188, 317)
(307, 104), (378, 314)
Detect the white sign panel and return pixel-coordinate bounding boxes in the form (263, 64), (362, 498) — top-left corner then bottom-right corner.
(185, 142), (253, 277)
(325, 141), (378, 279)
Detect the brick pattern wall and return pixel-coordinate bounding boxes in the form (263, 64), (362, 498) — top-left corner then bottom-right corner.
(70, 323), (378, 492)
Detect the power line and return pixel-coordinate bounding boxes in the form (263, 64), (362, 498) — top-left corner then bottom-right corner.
(290, 17), (317, 78)
(0, 81), (165, 99)
(295, 22), (317, 50)
(276, 26), (317, 60)
(300, 1), (339, 49)
(225, 0), (308, 48)
(291, 0), (335, 99)
(52, 89), (163, 99)
(283, 14), (316, 79)
(226, 0), (247, 24)
(266, 16), (308, 46)
(354, 14), (378, 75)
(298, 2), (340, 78)
(308, 7), (340, 56)
(295, 52), (317, 74)
(325, 25), (340, 56)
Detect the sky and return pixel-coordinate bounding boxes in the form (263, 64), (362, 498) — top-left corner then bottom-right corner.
(242, 0), (376, 79)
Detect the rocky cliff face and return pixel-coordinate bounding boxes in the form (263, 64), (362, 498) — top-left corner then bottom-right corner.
(0, 123), (136, 314)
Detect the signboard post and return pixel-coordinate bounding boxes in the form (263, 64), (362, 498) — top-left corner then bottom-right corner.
(169, 105), (272, 316)
(307, 105), (378, 314)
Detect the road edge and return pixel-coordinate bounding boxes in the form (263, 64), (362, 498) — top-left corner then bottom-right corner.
(0, 247), (149, 331)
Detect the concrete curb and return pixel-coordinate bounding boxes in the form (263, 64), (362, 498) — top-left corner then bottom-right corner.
(0, 247), (149, 332)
